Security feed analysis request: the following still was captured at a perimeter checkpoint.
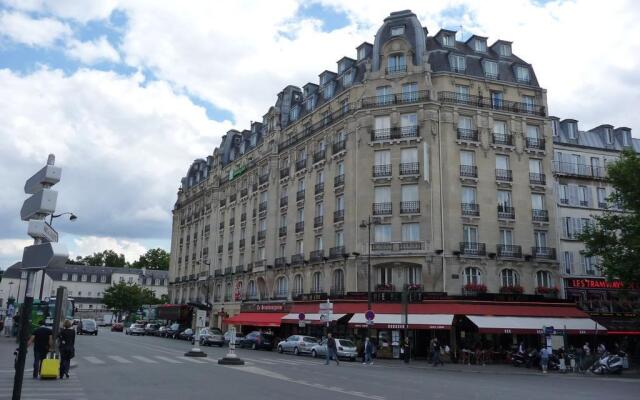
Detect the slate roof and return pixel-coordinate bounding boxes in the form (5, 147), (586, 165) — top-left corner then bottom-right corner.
(2, 262), (168, 282)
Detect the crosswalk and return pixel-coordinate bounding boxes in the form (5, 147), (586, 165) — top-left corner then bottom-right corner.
(0, 373), (89, 400)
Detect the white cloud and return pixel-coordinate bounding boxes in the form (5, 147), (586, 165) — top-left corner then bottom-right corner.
(0, 10), (71, 47)
(0, 239), (32, 256)
(133, 206), (170, 223)
(0, 0), (120, 23)
(71, 235), (147, 263)
(66, 36), (120, 64)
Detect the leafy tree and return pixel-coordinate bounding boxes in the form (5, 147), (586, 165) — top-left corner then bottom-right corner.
(82, 250), (127, 267)
(103, 282), (163, 317)
(131, 248), (170, 270)
(579, 149), (640, 285)
(66, 256), (86, 265)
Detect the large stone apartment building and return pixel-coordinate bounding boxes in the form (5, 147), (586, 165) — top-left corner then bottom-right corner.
(169, 10), (562, 325)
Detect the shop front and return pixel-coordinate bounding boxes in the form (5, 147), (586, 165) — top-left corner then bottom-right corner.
(224, 302), (289, 338)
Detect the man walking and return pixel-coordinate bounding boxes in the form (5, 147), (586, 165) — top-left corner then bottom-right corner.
(432, 337), (443, 367)
(362, 337), (374, 365)
(28, 319), (52, 379)
(325, 333), (339, 366)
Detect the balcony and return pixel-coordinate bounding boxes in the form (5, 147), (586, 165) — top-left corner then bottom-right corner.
(274, 257), (287, 269)
(258, 202), (267, 213)
(315, 182), (324, 195)
(259, 174), (269, 185)
(295, 221), (304, 233)
(334, 174), (345, 187)
(246, 263), (253, 273)
(295, 158), (307, 172)
(240, 212), (246, 222)
(386, 64), (407, 74)
(371, 241), (423, 252)
(310, 250), (324, 263)
(313, 149), (326, 164)
(229, 193), (236, 203)
(399, 162), (419, 176)
(224, 267), (233, 276)
(460, 165), (478, 178)
(217, 245), (223, 254)
(296, 189), (305, 202)
(372, 202), (392, 216)
(371, 126), (419, 141)
(239, 238), (245, 248)
(532, 209), (549, 222)
(257, 230), (266, 241)
(219, 199), (226, 207)
(400, 201), (420, 214)
(280, 167), (290, 179)
(496, 169), (513, 182)
(361, 90), (429, 108)
(235, 265), (244, 274)
(438, 91), (546, 117)
(280, 196), (288, 208)
(372, 164), (392, 178)
(332, 140), (346, 155)
(329, 246), (346, 259)
(529, 173), (546, 185)
(227, 242), (233, 251)
(279, 226), (287, 237)
(457, 128), (479, 141)
(229, 217), (235, 226)
(497, 244), (522, 258)
(333, 209), (344, 223)
(252, 183), (258, 192)
(314, 216), (323, 228)
(459, 242), (486, 256)
(461, 203), (480, 217)
(240, 188), (248, 198)
(219, 222), (225, 230)
(532, 247), (556, 260)
(291, 254), (304, 266)
(214, 270), (223, 277)
(552, 161), (607, 180)
(526, 137), (546, 150)
(330, 288), (345, 297)
(497, 205), (515, 219)
(493, 133), (514, 146)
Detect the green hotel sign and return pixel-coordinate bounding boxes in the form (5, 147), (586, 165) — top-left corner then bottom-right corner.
(229, 164), (247, 181)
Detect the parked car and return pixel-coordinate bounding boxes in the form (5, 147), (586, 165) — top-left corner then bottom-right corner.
(111, 322), (124, 332)
(178, 328), (194, 341)
(238, 331), (274, 350)
(125, 323), (146, 336)
(311, 338), (357, 361)
(277, 335), (318, 355)
(165, 323), (188, 339)
(157, 325), (168, 337)
(78, 319), (98, 336)
(198, 328), (225, 347)
(144, 323), (160, 336)
(224, 330), (244, 346)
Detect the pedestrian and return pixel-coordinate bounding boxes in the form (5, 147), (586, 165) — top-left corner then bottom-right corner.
(432, 338), (443, 366)
(402, 338), (410, 363)
(362, 337), (374, 365)
(325, 332), (339, 366)
(428, 337), (436, 363)
(27, 319), (52, 379)
(597, 343), (606, 355)
(3, 315), (13, 337)
(540, 346), (549, 374)
(59, 320), (76, 379)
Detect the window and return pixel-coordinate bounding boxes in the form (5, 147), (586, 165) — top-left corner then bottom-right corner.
(296, 208), (304, 222)
(401, 82), (417, 102)
(462, 186), (476, 204)
(597, 187), (607, 207)
(374, 150), (390, 166)
(379, 266), (392, 284)
(491, 91), (503, 108)
(276, 276), (288, 297)
(335, 230), (344, 247)
(578, 186), (589, 206)
(531, 193), (545, 210)
(342, 70), (353, 87)
(529, 159), (542, 174)
(401, 147), (418, 165)
(391, 25), (404, 36)
(316, 169), (324, 184)
(526, 125), (539, 139)
(374, 224), (391, 242)
(463, 225), (478, 243)
(563, 251), (574, 275)
(314, 236), (323, 251)
(374, 186), (391, 203)
(583, 255), (597, 276)
(402, 223), (420, 241)
(605, 128), (613, 144)
(442, 34), (454, 47)
(499, 43), (511, 57)
(499, 228), (513, 245)
(146, 277), (152, 285)
(496, 154), (510, 171)
(258, 246), (265, 260)
(460, 150), (475, 166)
(101, 275), (106, 283)
(536, 270), (552, 288)
(358, 46), (366, 60)
(474, 39), (486, 52)
(306, 95), (316, 111)
(259, 218), (266, 231)
(497, 190), (512, 208)
(376, 86), (391, 104)
(297, 177), (305, 191)
(293, 275), (303, 294)
(534, 230), (548, 248)
(374, 115), (391, 132)
(323, 82), (334, 99)
(315, 201), (324, 217)
(81, 274), (87, 282)
(279, 214), (286, 228)
(400, 113), (417, 128)
(559, 184), (568, 204)
(516, 66), (530, 83)
(401, 184), (418, 202)
(90, 274), (97, 283)
(336, 194), (344, 211)
(493, 120), (507, 135)
(552, 119), (560, 137)
(387, 53), (406, 73)
(62, 273), (68, 281)
(455, 85), (469, 101)
(155, 278), (160, 286)
(312, 272), (323, 292)
(622, 132), (631, 147)
(567, 123), (577, 139)
(463, 267), (481, 285)
(501, 269), (519, 287)
(458, 115), (472, 131)
(483, 60), (498, 78)
(72, 274), (78, 282)
(407, 266), (420, 285)
(279, 243), (285, 258)
(522, 95), (535, 112)
(450, 55), (465, 72)
(290, 106), (299, 121)
(248, 281), (257, 298)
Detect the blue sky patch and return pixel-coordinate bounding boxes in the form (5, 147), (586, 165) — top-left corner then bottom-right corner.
(298, 3), (350, 32)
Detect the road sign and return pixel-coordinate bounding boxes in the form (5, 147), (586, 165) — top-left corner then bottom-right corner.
(22, 242), (68, 269)
(298, 321), (306, 328)
(27, 220), (59, 243)
(196, 310), (207, 329)
(24, 164), (61, 195)
(298, 313), (305, 321)
(20, 189), (58, 221)
(365, 310), (375, 321)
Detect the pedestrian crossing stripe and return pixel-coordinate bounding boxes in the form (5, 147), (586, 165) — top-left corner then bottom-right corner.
(78, 354), (352, 367)
(178, 356), (207, 364)
(154, 355), (183, 364)
(84, 356), (105, 364)
(131, 356), (158, 363)
(108, 355), (133, 363)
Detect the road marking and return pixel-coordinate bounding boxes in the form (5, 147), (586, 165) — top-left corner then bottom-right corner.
(178, 356), (207, 364)
(108, 355), (133, 364)
(243, 357), (276, 365)
(155, 356), (183, 364)
(131, 355), (158, 363)
(83, 356), (105, 364)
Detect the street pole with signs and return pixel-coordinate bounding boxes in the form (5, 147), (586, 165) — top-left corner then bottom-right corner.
(218, 325), (245, 365)
(13, 155), (69, 399)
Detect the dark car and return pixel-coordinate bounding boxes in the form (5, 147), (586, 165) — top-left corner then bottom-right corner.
(79, 319), (98, 336)
(239, 331), (274, 350)
(111, 322), (124, 332)
(165, 323), (188, 339)
(144, 323), (160, 336)
(178, 328), (194, 341)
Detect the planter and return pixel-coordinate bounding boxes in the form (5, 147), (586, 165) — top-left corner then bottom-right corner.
(499, 286), (524, 295)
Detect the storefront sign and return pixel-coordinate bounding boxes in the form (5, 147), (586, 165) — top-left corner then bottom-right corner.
(566, 278), (638, 290)
(240, 303), (290, 313)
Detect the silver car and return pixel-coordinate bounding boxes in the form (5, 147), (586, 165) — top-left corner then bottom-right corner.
(311, 338), (358, 361)
(277, 335), (318, 355)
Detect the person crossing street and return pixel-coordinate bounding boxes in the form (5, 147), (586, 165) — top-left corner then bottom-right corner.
(325, 332), (339, 366)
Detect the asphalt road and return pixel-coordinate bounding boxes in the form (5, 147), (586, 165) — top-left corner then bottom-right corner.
(1, 329), (639, 400)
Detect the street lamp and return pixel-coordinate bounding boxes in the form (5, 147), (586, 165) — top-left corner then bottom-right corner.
(8, 281), (14, 300)
(49, 212), (77, 227)
(358, 216), (380, 340)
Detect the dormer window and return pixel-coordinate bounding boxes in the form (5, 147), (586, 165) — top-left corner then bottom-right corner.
(567, 123), (577, 139)
(552, 120), (560, 137)
(499, 44), (511, 57)
(357, 47), (366, 60)
(250, 134), (257, 147)
(483, 60), (498, 79)
(323, 82), (335, 100)
(605, 128), (613, 144)
(391, 25), (405, 36)
(306, 96), (316, 111)
(342, 70), (353, 87)
(474, 40), (486, 52)
(387, 54), (406, 74)
(622, 131), (631, 147)
(450, 54), (466, 73)
(516, 66), (530, 83)
(442, 34), (454, 47)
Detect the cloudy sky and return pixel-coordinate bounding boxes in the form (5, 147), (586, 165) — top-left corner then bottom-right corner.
(1, 0), (639, 269)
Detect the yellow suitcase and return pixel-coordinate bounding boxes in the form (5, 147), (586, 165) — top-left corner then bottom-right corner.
(40, 354), (60, 379)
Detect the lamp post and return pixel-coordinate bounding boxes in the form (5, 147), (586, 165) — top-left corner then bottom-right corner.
(358, 216), (379, 340)
(49, 212), (77, 227)
(8, 282), (14, 301)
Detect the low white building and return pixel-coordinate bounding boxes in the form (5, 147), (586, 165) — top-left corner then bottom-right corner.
(0, 262), (168, 316)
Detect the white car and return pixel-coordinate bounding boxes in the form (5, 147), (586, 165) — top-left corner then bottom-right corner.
(311, 338), (358, 361)
(277, 335), (318, 355)
(125, 323), (146, 336)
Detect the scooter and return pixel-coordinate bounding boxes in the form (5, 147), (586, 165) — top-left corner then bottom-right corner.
(591, 351), (624, 375)
(511, 351), (528, 367)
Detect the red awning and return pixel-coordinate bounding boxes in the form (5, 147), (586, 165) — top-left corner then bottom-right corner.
(225, 313), (285, 327)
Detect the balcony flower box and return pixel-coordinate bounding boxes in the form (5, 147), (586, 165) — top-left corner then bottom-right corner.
(499, 285), (524, 294)
(536, 286), (559, 297)
(376, 283), (395, 292)
(406, 284), (423, 292)
(463, 283), (487, 296)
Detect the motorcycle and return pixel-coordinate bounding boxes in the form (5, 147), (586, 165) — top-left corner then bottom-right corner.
(591, 351), (624, 375)
(511, 350), (538, 368)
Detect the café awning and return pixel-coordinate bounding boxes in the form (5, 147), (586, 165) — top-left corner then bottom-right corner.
(225, 312), (285, 328)
(281, 313), (347, 325)
(466, 316), (607, 334)
(348, 313), (453, 330)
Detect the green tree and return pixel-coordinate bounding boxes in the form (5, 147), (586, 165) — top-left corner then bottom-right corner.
(82, 250), (127, 267)
(131, 248), (170, 270)
(578, 149), (640, 285)
(103, 282), (164, 319)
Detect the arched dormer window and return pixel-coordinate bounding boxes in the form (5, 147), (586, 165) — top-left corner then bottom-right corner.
(387, 53), (406, 74)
